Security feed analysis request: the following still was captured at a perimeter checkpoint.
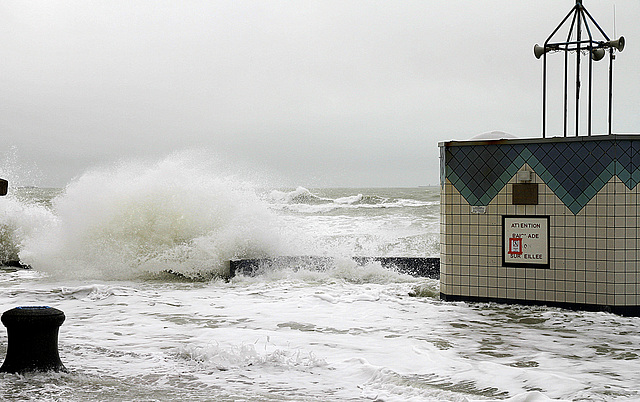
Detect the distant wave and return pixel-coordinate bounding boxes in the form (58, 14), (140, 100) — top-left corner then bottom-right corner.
(266, 186), (436, 213)
(268, 187), (332, 205)
(335, 194), (389, 205)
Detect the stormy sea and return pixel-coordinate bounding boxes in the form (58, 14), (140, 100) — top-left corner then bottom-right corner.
(1, 153), (639, 401)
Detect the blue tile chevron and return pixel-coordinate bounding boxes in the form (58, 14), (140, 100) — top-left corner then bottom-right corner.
(442, 137), (640, 214)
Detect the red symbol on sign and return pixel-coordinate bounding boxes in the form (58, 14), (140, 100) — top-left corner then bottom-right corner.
(508, 238), (522, 255)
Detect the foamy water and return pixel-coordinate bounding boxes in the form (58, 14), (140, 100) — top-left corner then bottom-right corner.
(1, 153), (640, 401)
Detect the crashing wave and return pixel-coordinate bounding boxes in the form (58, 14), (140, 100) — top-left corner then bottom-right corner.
(18, 151), (284, 280)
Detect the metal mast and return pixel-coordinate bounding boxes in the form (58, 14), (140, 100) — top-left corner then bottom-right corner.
(534, 0), (625, 137)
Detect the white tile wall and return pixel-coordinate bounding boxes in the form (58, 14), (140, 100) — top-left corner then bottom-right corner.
(441, 163), (639, 308)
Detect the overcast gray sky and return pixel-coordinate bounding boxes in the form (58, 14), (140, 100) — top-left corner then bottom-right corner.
(2, 0), (639, 188)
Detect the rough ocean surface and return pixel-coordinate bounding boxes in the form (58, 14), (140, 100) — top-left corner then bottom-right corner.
(1, 154), (639, 401)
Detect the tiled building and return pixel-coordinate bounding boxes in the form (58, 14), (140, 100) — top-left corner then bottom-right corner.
(439, 134), (640, 316)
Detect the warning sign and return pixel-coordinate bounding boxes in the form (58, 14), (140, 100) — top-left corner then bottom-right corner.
(502, 216), (549, 268)
(508, 238), (523, 255)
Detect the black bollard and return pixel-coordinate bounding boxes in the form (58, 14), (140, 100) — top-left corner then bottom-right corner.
(1, 306), (67, 373)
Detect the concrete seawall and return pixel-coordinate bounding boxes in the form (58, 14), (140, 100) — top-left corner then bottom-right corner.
(229, 256), (440, 279)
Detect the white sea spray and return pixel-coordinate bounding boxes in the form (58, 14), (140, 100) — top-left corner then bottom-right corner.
(19, 151), (284, 279)
(0, 193), (57, 263)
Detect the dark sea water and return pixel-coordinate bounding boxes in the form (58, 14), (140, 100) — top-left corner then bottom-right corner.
(1, 154), (640, 401)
